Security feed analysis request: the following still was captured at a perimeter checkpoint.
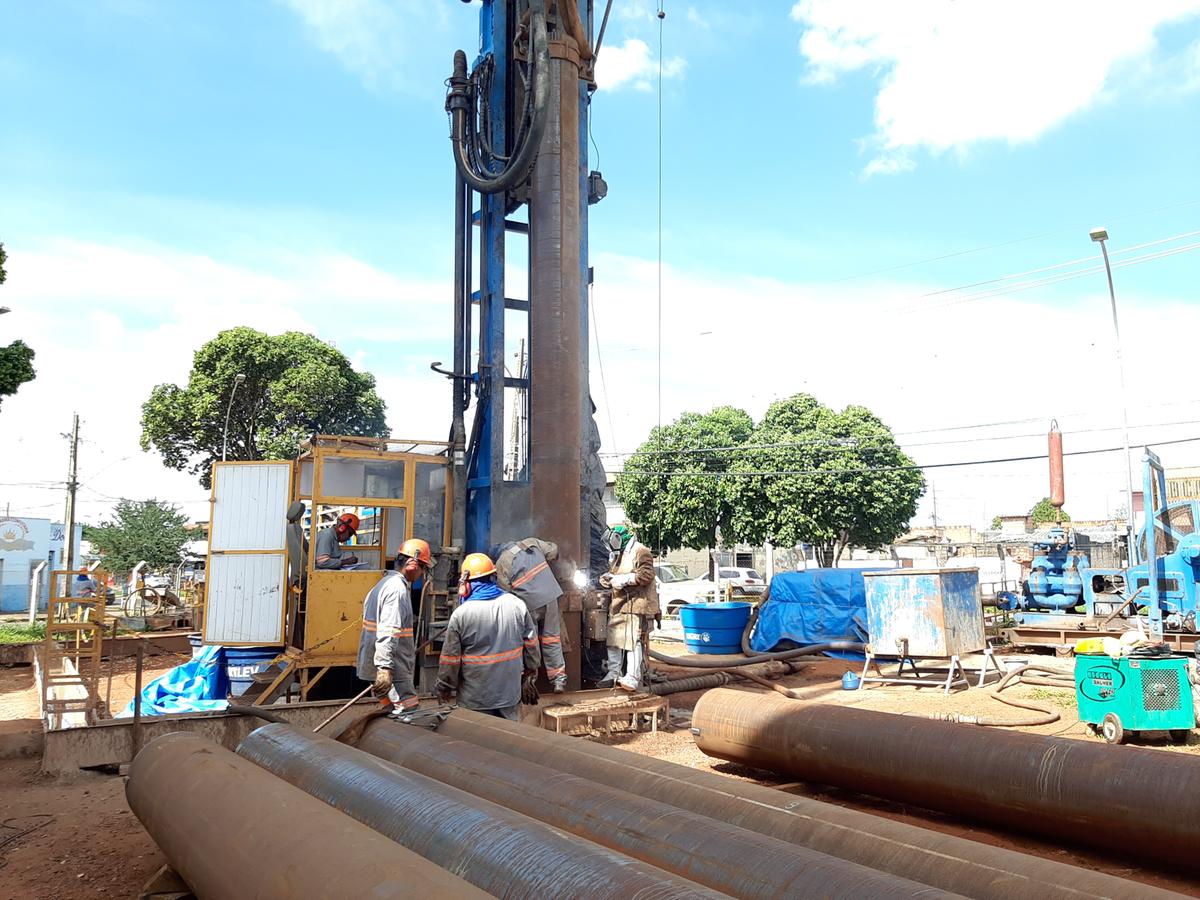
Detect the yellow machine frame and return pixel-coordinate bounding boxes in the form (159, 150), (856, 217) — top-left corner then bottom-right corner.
(250, 436), (453, 703)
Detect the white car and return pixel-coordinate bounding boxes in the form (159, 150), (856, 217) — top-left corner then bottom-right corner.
(718, 567), (766, 597)
(654, 564), (717, 617)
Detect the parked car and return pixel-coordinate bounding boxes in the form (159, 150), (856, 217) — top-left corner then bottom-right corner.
(654, 563), (717, 617)
(718, 567), (766, 597)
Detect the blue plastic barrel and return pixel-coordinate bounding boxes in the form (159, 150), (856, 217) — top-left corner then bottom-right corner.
(679, 602), (752, 655)
(224, 646), (282, 698)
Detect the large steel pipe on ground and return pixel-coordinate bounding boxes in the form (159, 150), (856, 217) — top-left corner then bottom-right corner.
(237, 724), (724, 900)
(126, 732), (486, 899)
(353, 718), (953, 899)
(693, 688), (1200, 871)
(428, 708), (1179, 900)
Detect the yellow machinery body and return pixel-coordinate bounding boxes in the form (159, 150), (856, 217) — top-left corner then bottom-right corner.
(203, 436), (456, 702)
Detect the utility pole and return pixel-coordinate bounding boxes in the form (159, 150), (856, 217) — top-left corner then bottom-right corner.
(931, 481), (939, 533)
(63, 413), (80, 573)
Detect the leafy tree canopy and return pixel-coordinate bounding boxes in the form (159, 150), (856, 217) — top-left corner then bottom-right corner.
(1030, 496), (1070, 525)
(87, 500), (192, 576)
(728, 394), (925, 566)
(615, 406), (753, 552)
(0, 242), (37, 408)
(140, 327), (388, 487)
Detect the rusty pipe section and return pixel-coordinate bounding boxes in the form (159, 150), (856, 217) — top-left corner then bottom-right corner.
(352, 718), (953, 899)
(1049, 420), (1065, 510)
(237, 724), (724, 899)
(126, 733), (487, 899)
(693, 689), (1200, 872)
(434, 708), (1179, 900)
(528, 38), (583, 563)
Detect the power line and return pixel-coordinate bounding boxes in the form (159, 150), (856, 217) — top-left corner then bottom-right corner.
(597, 417), (1200, 459)
(655, 0), (665, 428)
(617, 435), (1200, 479)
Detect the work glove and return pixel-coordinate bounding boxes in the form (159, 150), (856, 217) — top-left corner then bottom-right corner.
(611, 573), (636, 589)
(598, 573), (613, 589)
(371, 669), (393, 699)
(520, 672), (540, 706)
(654, 614), (662, 630)
(437, 687), (454, 705)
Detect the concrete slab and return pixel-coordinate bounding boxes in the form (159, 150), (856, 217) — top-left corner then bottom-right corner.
(41, 698), (380, 774)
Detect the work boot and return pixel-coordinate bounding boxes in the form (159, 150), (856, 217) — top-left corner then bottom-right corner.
(617, 675), (640, 693)
(596, 672), (617, 688)
(552, 677), (567, 694)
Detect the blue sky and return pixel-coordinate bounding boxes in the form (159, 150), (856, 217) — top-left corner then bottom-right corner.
(2, 1), (1200, 528)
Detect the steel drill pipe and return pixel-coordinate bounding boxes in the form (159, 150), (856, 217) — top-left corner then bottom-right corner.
(125, 732), (486, 899)
(236, 724), (724, 900)
(353, 719), (953, 899)
(692, 688), (1200, 871)
(430, 708), (1180, 900)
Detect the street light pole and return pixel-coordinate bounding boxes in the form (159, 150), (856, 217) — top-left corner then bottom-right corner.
(221, 373), (247, 462)
(1090, 227), (1137, 564)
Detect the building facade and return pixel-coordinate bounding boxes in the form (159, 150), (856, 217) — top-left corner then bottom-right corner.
(0, 516), (83, 613)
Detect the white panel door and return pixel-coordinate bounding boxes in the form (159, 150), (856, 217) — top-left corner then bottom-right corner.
(204, 462), (292, 645)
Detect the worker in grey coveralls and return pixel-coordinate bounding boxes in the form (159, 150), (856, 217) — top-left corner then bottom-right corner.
(437, 553), (540, 720)
(495, 538), (568, 693)
(356, 538), (434, 710)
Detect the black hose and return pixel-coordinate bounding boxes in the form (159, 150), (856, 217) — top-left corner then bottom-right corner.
(226, 705), (287, 725)
(446, 0), (550, 195)
(649, 672), (734, 695)
(649, 641), (865, 669)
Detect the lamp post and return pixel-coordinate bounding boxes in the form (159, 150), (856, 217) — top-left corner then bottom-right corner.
(221, 373), (247, 462)
(1090, 227), (1137, 563)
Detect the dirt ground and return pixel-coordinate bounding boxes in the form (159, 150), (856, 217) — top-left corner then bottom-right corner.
(1, 644), (1198, 898)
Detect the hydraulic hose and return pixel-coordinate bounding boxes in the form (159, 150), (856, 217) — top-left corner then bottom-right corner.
(649, 641), (865, 669)
(925, 663), (1074, 727)
(445, 0), (550, 195)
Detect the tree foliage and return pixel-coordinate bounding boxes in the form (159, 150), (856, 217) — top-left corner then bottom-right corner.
(87, 500), (192, 576)
(727, 394), (925, 566)
(0, 243), (37, 408)
(615, 407), (753, 552)
(1030, 497), (1070, 525)
(140, 327), (388, 487)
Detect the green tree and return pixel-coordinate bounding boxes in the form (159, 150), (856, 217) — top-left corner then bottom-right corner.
(86, 500), (192, 576)
(140, 327), (389, 487)
(991, 515), (1002, 529)
(728, 394), (925, 567)
(615, 406), (754, 552)
(0, 242), (37, 408)
(1030, 497), (1070, 525)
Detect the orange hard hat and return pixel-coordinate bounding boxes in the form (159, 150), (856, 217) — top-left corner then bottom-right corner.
(460, 552), (496, 581)
(337, 513), (360, 533)
(398, 538), (434, 568)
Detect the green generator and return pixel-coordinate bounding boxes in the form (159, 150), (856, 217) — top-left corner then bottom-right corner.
(1075, 654), (1194, 744)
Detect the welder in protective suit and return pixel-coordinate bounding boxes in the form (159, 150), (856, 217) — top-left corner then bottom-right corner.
(437, 553), (540, 720)
(598, 524), (659, 692)
(495, 538), (568, 693)
(356, 538), (434, 710)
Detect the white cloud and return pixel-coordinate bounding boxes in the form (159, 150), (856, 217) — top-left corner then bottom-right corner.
(0, 240), (450, 524)
(790, 1), (1200, 171)
(588, 249), (1200, 527)
(595, 38), (687, 92)
(278, 0), (448, 93)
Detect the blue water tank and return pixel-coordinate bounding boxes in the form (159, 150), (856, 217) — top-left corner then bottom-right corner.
(224, 646), (283, 698)
(679, 602), (752, 655)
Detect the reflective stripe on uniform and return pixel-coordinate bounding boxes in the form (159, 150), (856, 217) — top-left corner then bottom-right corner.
(361, 619), (413, 638)
(460, 646), (523, 665)
(539, 635), (561, 645)
(511, 560), (549, 588)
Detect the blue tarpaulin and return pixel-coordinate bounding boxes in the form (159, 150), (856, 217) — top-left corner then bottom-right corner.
(118, 645), (230, 717)
(750, 569), (884, 657)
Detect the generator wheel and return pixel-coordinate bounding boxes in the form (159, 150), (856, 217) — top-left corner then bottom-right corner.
(1169, 729), (1191, 745)
(1101, 713), (1125, 745)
